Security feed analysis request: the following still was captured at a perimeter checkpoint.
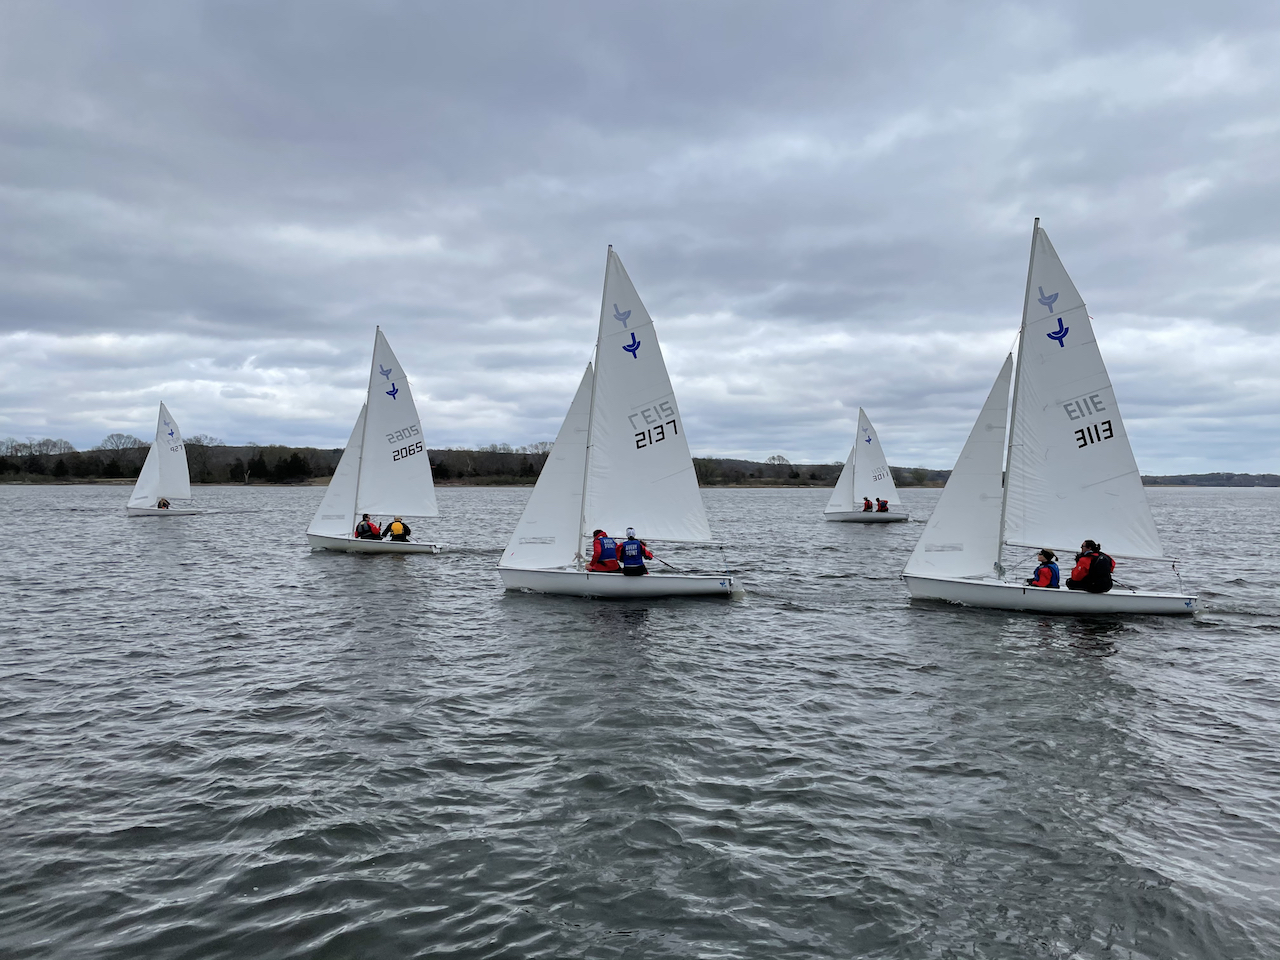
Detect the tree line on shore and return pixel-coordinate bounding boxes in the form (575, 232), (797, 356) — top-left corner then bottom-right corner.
(3, 435), (1273, 487)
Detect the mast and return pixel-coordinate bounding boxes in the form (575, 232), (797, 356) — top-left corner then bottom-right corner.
(576, 246), (609, 565)
(996, 218), (1038, 576)
(351, 326), (378, 526)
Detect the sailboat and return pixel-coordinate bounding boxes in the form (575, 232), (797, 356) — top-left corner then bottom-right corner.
(902, 220), (1196, 615)
(306, 328), (442, 554)
(126, 402), (200, 516)
(498, 247), (735, 597)
(824, 408), (909, 522)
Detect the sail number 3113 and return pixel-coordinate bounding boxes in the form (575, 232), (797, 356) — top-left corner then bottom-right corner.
(1075, 420), (1113, 449)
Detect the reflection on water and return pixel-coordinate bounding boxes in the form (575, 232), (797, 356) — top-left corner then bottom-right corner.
(0, 483), (1277, 959)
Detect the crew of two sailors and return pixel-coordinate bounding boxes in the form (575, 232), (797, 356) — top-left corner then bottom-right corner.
(354, 513), (412, 542)
(588, 527), (653, 575)
(1025, 541), (1115, 592)
(861, 498), (891, 513)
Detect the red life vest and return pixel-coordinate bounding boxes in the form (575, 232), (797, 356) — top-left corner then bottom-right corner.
(862, 499), (873, 511)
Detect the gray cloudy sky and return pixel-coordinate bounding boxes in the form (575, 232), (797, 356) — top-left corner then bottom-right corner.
(2, 1), (1278, 472)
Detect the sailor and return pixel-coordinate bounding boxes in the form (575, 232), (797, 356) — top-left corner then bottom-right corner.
(383, 516), (411, 542)
(587, 529), (620, 572)
(1067, 540), (1114, 593)
(875, 498), (889, 513)
(1026, 549), (1060, 588)
(156, 498), (170, 510)
(354, 513), (381, 539)
(619, 527), (654, 576)
(862, 498), (874, 512)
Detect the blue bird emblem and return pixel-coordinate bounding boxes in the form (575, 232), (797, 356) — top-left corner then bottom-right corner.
(379, 364), (393, 380)
(386, 383), (399, 399)
(1185, 599), (1193, 608)
(864, 435), (872, 444)
(1038, 286), (1058, 311)
(1046, 317), (1069, 347)
(623, 332), (641, 358)
(613, 304), (631, 326)
(168, 428), (175, 438)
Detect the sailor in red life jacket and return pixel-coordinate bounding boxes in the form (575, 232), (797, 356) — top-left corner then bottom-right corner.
(619, 527), (654, 576)
(862, 497), (874, 512)
(587, 529), (621, 572)
(354, 513), (381, 539)
(875, 498), (889, 512)
(1025, 549), (1060, 588)
(1067, 540), (1115, 593)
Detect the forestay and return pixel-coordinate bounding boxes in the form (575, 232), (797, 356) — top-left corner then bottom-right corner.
(1002, 227), (1165, 560)
(500, 364), (593, 570)
(356, 328), (438, 520)
(129, 402), (192, 507)
(581, 248), (711, 551)
(903, 355), (1013, 578)
(307, 406), (366, 539)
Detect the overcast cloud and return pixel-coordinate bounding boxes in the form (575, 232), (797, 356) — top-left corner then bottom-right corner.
(2, 1), (1278, 472)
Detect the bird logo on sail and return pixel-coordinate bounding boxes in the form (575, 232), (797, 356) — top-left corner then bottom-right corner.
(1038, 287), (1058, 312)
(623, 332), (641, 358)
(1046, 317), (1070, 348)
(613, 304), (631, 327)
(386, 383), (399, 399)
(379, 364), (393, 380)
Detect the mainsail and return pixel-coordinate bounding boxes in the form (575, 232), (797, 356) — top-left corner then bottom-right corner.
(580, 248), (711, 553)
(826, 408), (900, 514)
(903, 355), (1013, 578)
(499, 364), (593, 570)
(501, 247), (713, 571)
(306, 328), (438, 540)
(128, 402), (192, 507)
(1001, 226), (1165, 560)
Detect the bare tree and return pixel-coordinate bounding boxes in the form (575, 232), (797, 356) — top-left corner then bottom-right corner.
(187, 434), (225, 447)
(96, 433), (146, 450)
(519, 441), (554, 455)
(765, 454), (790, 465)
(30, 438), (76, 454)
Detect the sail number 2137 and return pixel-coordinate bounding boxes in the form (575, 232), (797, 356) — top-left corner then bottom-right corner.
(630, 402), (679, 450)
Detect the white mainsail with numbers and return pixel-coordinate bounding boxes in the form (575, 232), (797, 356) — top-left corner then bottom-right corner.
(307, 328), (440, 552)
(825, 408), (903, 516)
(902, 220), (1194, 614)
(499, 247), (730, 597)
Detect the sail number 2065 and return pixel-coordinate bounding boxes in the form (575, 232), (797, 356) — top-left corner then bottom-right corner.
(393, 441), (424, 461)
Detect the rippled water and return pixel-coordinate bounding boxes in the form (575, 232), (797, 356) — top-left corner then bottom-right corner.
(2, 483), (1278, 959)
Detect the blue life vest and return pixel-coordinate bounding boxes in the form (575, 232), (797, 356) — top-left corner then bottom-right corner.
(621, 538), (645, 566)
(1034, 562), (1060, 588)
(597, 536), (617, 561)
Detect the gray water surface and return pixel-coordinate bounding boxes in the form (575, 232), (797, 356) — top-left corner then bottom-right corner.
(1, 484), (1278, 959)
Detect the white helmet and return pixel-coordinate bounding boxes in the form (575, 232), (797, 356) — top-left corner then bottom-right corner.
(626, 527), (636, 538)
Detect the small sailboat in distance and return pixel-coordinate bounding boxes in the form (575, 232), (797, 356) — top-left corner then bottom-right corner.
(127, 402), (200, 516)
(902, 219), (1196, 615)
(306, 328), (442, 554)
(498, 247), (735, 597)
(824, 408), (908, 522)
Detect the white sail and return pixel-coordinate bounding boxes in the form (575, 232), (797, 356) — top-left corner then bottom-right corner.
(307, 405), (366, 538)
(904, 354), (1013, 578)
(825, 445), (856, 514)
(354, 328), (439, 519)
(499, 364), (594, 570)
(1001, 227), (1165, 560)
(851, 408), (900, 506)
(128, 402), (191, 507)
(581, 248), (710, 549)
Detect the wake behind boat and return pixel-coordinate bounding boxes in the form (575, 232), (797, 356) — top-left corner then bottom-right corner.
(902, 220), (1196, 615)
(824, 408), (908, 523)
(127, 402), (200, 517)
(498, 247), (735, 598)
(306, 328), (442, 554)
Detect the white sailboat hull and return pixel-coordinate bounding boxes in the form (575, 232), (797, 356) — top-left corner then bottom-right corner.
(126, 505), (202, 517)
(824, 511), (909, 523)
(307, 534), (442, 554)
(903, 574), (1196, 615)
(499, 566), (736, 598)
